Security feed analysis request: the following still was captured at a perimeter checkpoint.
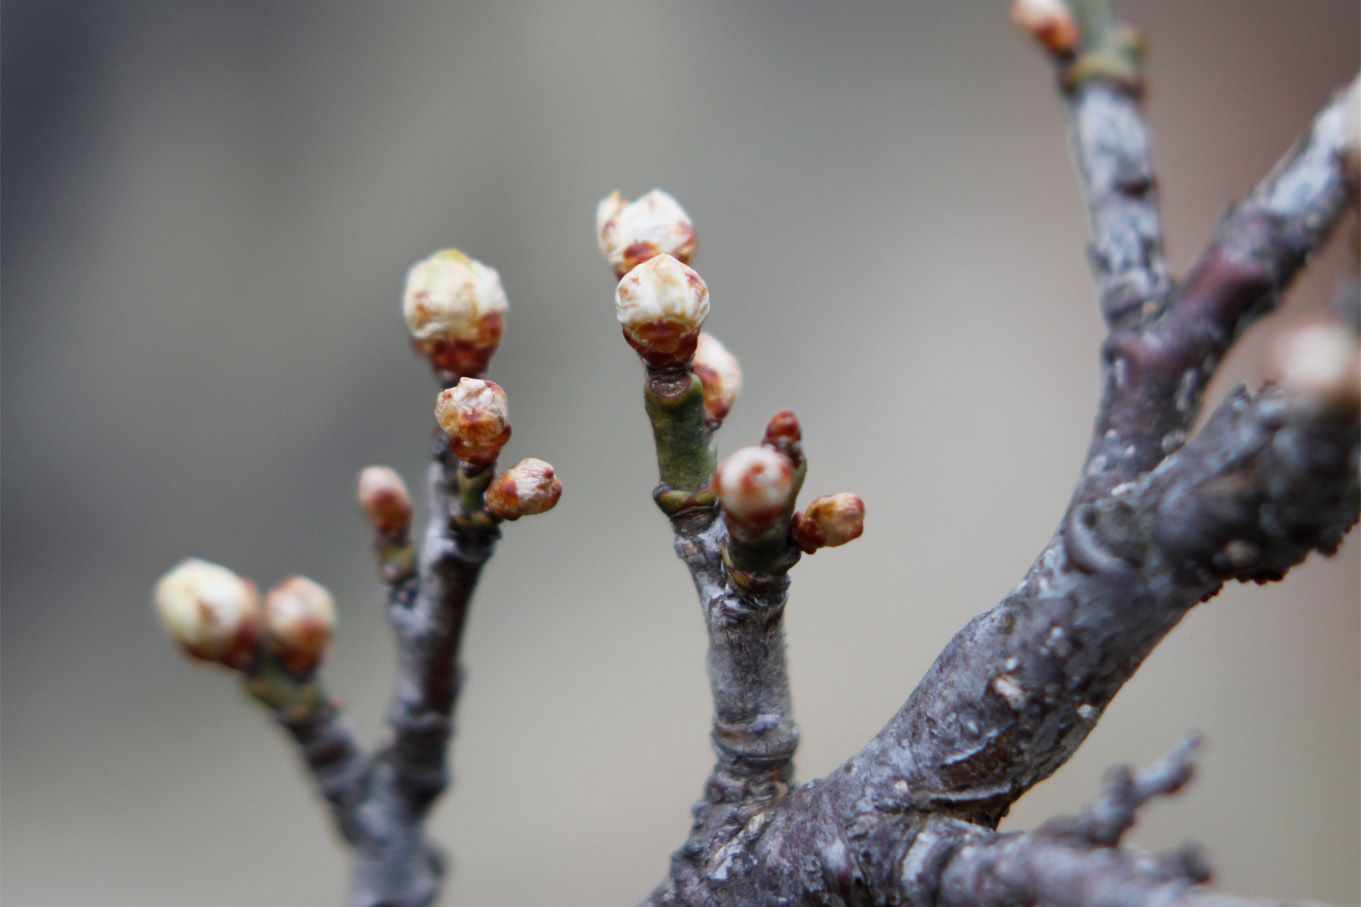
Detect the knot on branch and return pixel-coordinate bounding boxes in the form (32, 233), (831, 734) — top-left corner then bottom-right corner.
(1063, 498), (1146, 575)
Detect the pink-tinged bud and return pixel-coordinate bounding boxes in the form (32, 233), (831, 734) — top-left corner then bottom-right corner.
(716, 446), (796, 528)
(1011, 0), (1079, 55)
(435, 378), (512, 468)
(792, 494), (866, 554)
(403, 249), (508, 378)
(615, 254), (710, 368)
(597, 189), (697, 278)
(265, 576), (337, 676)
(484, 457), (562, 520)
(154, 558), (263, 669)
(693, 333), (742, 425)
(1269, 322), (1360, 408)
(357, 466), (413, 537)
(762, 410), (803, 464)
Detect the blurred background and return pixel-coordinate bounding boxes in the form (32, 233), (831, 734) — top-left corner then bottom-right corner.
(3, 1), (1357, 904)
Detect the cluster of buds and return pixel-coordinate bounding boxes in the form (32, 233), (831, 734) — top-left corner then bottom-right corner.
(597, 189), (697, 278)
(484, 458), (563, 521)
(615, 254), (711, 369)
(265, 577), (337, 677)
(155, 559), (339, 677)
(1010, 0), (1079, 55)
(693, 333), (742, 426)
(403, 248), (508, 380)
(436, 378), (512, 469)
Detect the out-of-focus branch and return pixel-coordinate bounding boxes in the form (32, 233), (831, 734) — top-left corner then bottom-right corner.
(1024, 0), (1173, 329)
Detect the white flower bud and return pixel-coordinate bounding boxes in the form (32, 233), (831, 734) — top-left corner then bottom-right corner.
(434, 378), (511, 468)
(614, 254), (710, 367)
(715, 446), (796, 527)
(1011, 0), (1079, 55)
(155, 558), (263, 668)
(1270, 321), (1360, 407)
(265, 576), (337, 676)
(793, 494), (866, 553)
(597, 189), (697, 277)
(402, 249), (508, 377)
(484, 458), (563, 520)
(357, 466), (413, 537)
(693, 333), (742, 425)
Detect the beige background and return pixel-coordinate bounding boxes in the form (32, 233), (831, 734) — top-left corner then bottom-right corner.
(3, 2), (1357, 905)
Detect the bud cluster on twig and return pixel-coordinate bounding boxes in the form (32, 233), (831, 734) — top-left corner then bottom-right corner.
(155, 559), (337, 680)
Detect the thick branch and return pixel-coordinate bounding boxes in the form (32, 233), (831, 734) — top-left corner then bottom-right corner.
(839, 381), (1356, 831)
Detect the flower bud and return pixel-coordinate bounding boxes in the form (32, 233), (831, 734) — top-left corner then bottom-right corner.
(762, 410), (803, 465)
(792, 494), (866, 553)
(715, 446), (796, 528)
(403, 249), (508, 378)
(435, 378), (511, 468)
(357, 465), (413, 537)
(1269, 321), (1360, 409)
(154, 558), (263, 669)
(484, 457), (562, 520)
(597, 189), (697, 277)
(1011, 0), (1079, 55)
(615, 254), (710, 368)
(265, 576), (337, 676)
(693, 333), (742, 425)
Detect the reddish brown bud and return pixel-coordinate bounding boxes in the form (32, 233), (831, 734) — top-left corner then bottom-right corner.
(484, 458), (563, 520)
(1011, 0), (1079, 55)
(792, 494), (866, 554)
(762, 410), (803, 464)
(154, 559), (263, 670)
(357, 466), (413, 537)
(265, 576), (337, 676)
(435, 378), (512, 468)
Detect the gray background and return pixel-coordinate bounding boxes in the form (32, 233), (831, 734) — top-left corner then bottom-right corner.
(3, 2), (1357, 905)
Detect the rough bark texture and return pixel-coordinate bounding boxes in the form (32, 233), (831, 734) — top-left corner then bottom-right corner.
(175, 3), (1359, 905)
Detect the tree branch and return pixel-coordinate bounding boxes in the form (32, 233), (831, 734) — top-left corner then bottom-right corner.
(1080, 72), (1358, 505)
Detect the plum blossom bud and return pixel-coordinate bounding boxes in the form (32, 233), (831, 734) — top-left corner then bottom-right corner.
(1269, 322), (1360, 408)
(693, 333), (742, 425)
(792, 494), (866, 554)
(615, 254), (710, 368)
(761, 410), (803, 464)
(484, 457), (562, 520)
(1011, 0), (1079, 55)
(597, 189), (697, 277)
(357, 466), (413, 537)
(715, 446), (796, 528)
(435, 378), (511, 468)
(403, 249), (508, 377)
(265, 576), (337, 676)
(155, 558), (263, 669)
